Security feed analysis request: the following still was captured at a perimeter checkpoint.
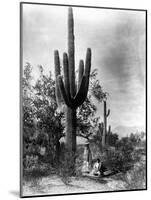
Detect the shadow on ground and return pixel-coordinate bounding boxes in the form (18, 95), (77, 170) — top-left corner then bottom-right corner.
(84, 176), (108, 184)
(9, 190), (19, 197)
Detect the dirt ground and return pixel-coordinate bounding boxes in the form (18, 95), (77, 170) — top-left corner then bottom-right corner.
(22, 173), (127, 196)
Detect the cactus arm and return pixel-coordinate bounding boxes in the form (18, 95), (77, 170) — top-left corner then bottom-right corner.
(68, 7), (76, 97)
(84, 48), (91, 88)
(63, 52), (72, 103)
(73, 75), (87, 107)
(59, 50), (91, 109)
(73, 48), (91, 107)
(76, 48), (92, 103)
(78, 60), (84, 90)
(54, 50), (63, 107)
(54, 50), (61, 79)
(57, 75), (73, 108)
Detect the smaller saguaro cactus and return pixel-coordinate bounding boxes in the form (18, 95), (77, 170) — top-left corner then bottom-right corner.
(102, 101), (110, 147)
(98, 122), (104, 137)
(108, 125), (111, 135)
(106, 125), (111, 145)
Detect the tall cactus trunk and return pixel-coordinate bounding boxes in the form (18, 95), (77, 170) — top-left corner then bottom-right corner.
(68, 7), (76, 98)
(66, 108), (76, 153)
(102, 101), (110, 148)
(102, 101), (106, 147)
(66, 8), (76, 154)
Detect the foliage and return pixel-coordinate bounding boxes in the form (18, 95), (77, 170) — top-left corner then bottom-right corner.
(104, 135), (145, 172)
(76, 68), (106, 139)
(23, 162), (54, 187)
(124, 158), (146, 189)
(108, 133), (119, 146)
(90, 68), (107, 102)
(23, 64), (63, 169)
(22, 62), (106, 172)
(33, 67), (64, 164)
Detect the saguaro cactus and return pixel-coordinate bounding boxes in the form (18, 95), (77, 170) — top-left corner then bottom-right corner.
(106, 125), (111, 145)
(108, 125), (111, 135)
(102, 101), (110, 147)
(98, 122), (104, 137)
(54, 7), (91, 155)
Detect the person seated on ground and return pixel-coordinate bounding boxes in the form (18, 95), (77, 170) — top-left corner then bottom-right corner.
(91, 158), (102, 176)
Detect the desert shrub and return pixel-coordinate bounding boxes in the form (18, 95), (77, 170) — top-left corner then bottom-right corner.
(23, 162), (53, 187)
(131, 147), (145, 163)
(105, 135), (146, 173)
(23, 164), (54, 188)
(23, 155), (38, 169)
(116, 137), (134, 154)
(104, 137), (135, 172)
(108, 133), (119, 146)
(105, 150), (133, 172)
(123, 159), (146, 189)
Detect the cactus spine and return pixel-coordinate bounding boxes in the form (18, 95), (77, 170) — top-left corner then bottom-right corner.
(54, 7), (91, 154)
(102, 101), (110, 147)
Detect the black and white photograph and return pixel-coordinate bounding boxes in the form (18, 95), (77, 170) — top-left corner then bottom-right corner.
(20, 2), (147, 197)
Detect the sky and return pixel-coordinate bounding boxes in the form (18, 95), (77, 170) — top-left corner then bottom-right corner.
(22, 4), (146, 129)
